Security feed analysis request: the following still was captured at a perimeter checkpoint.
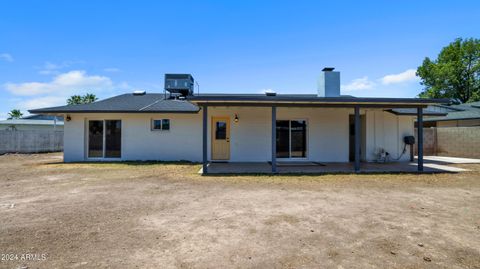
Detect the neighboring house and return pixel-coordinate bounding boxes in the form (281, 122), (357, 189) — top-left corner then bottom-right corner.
(30, 70), (447, 173)
(0, 115), (64, 154)
(419, 102), (480, 128)
(0, 115), (64, 131)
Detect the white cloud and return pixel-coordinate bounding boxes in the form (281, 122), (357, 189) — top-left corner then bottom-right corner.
(4, 70), (132, 111)
(0, 53), (14, 62)
(104, 67), (121, 73)
(381, 69), (418, 85)
(36, 60), (84, 75)
(5, 70), (113, 96)
(38, 62), (63, 75)
(340, 68), (420, 95)
(17, 96), (67, 110)
(259, 88), (276, 94)
(342, 76), (376, 91)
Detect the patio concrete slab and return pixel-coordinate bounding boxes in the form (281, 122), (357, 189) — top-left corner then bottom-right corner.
(200, 160), (468, 174)
(423, 156), (480, 164)
(200, 162), (271, 174)
(423, 163), (468, 172)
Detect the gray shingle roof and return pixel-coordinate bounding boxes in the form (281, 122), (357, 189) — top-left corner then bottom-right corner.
(424, 101), (480, 122)
(387, 108), (447, 116)
(29, 92), (448, 115)
(29, 93), (200, 114)
(23, 115), (64, 121)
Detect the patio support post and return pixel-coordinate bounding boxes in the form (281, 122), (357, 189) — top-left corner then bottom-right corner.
(354, 106), (361, 172)
(202, 105), (208, 174)
(417, 107), (424, 172)
(271, 106), (277, 173)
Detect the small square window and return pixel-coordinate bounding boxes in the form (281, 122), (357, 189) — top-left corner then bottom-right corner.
(162, 119), (170, 130)
(152, 119), (170, 131)
(152, 120), (162, 130)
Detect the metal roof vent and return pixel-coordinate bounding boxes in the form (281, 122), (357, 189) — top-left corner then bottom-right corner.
(265, 90), (277, 96)
(133, 90), (146, 96)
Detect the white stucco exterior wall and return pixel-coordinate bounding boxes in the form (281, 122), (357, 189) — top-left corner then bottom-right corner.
(62, 108), (413, 163)
(364, 110), (414, 162)
(207, 107), (350, 162)
(63, 114), (85, 162)
(120, 113), (202, 161)
(63, 113), (202, 162)
(276, 107), (350, 162)
(207, 107), (271, 162)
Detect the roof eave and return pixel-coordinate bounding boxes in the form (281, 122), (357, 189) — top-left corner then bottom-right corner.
(423, 117), (480, 122)
(188, 98), (449, 106)
(28, 109), (200, 114)
(386, 110), (448, 116)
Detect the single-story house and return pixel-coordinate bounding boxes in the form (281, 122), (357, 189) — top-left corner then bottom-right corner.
(418, 101), (480, 128)
(0, 115), (64, 131)
(30, 69), (447, 174)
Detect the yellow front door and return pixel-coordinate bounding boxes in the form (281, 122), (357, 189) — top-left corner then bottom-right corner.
(211, 117), (230, 160)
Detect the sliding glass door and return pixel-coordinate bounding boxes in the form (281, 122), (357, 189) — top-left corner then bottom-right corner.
(105, 120), (122, 158)
(88, 120), (122, 158)
(276, 120), (290, 158)
(276, 120), (307, 158)
(290, 120), (307, 158)
(88, 120), (104, 158)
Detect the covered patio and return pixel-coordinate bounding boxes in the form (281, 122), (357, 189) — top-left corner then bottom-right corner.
(189, 95), (447, 175)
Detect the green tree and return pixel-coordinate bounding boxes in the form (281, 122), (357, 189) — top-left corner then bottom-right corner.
(67, 95), (83, 105)
(67, 93), (98, 105)
(7, 109), (23, 119)
(82, 93), (98, 104)
(417, 38), (480, 103)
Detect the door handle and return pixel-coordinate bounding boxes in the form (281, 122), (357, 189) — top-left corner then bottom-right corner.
(226, 138), (230, 142)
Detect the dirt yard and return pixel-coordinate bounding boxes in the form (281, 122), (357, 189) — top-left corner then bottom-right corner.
(0, 153), (479, 269)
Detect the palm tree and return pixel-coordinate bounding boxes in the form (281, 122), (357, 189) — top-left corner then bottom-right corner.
(8, 109), (23, 119)
(67, 95), (84, 105)
(82, 93), (98, 104)
(67, 93), (98, 105)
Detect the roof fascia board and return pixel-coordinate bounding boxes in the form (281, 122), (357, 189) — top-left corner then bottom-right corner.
(424, 117), (480, 122)
(385, 109), (447, 116)
(189, 97), (448, 104)
(28, 110), (200, 114)
(193, 102), (430, 108)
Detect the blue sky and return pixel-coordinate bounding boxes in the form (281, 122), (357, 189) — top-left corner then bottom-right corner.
(1, 0), (479, 119)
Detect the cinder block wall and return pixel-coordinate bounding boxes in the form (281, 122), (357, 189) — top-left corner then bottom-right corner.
(420, 128), (436, 155)
(0, 130), (63, 154)
(436, 127), (480, 158)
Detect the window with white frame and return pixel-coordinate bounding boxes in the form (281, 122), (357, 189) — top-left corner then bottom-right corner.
(87, 120), (122, 158)
(151, 119), (170, 131)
